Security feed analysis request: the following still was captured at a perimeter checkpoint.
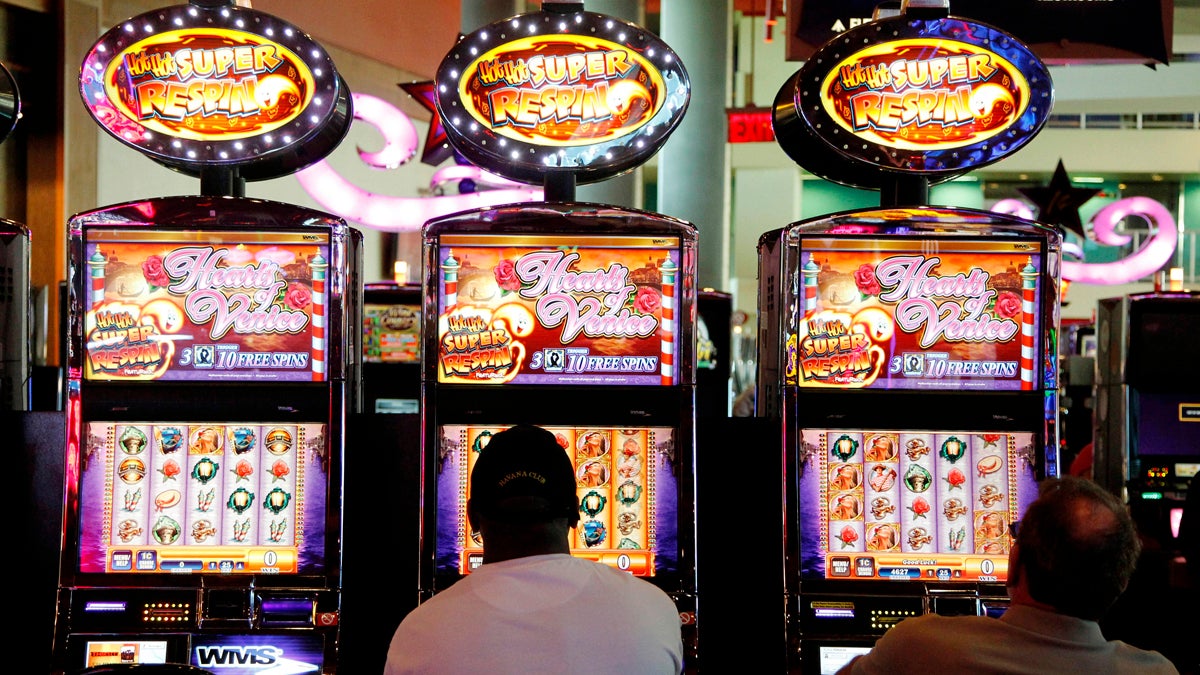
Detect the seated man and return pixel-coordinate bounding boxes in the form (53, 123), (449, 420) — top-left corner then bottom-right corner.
(384, 424), (683, 674)
(837, 475), (1179, 675)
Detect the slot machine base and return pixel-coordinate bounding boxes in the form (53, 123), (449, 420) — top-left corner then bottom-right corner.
(55, 587), (340, 672)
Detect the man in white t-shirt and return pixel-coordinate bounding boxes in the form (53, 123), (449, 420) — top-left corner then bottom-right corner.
(383, 424), (684, 675)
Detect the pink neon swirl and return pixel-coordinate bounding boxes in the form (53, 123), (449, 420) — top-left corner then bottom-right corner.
(990, 199), (1034, 221)
(296, 93), (543, 233)
(991, 198), (1084, 259)
(1062, 196), (1177, 285)
(990, 197), (1176, 284)
(351, 93), (419, 169)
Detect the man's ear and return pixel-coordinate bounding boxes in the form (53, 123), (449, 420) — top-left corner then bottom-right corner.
(467, 499), (479, 532)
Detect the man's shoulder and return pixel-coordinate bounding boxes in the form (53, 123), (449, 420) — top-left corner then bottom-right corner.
(1110, 641), (1182, 673)
(587, 563), (681, 614)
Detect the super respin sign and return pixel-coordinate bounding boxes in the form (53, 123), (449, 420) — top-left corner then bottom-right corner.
(79, 1), (351, 181)
(822, 42), (1028, 151)
(435, 8), (690, 185)
(774, 14), (1053, 188)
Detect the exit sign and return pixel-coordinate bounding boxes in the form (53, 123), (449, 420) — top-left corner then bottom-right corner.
(727, 107), (774, 143)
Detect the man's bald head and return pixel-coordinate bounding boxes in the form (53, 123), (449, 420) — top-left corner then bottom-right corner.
(1014, 476), (1141, 620)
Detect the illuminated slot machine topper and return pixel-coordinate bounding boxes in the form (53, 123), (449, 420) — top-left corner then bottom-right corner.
(434, 424), (679, 581)
(797, 427), (1038, 584)
(78, 421), (330, 576)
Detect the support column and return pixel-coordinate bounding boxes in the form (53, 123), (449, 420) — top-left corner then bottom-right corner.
(575, 0), (642, 209)
(658, 0), (732, 290)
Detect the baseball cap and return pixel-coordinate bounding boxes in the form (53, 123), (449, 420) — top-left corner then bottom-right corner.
(469, 424), (579, 524)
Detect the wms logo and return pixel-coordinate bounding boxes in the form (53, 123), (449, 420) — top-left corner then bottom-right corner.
(194, 645), (319, 673)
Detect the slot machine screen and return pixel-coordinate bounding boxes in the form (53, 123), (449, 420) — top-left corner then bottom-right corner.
(1125, 300), (1200, 458)
(1127, 300), (1200, 387)
(76, 421), (331, 575)
(83, 640), (170, 666)
(796, 428), (1038, 583)
(816, 644), (873, 674)
(434, 424), (678, 580)
(362, 284), (421, 414)
(1130, 391), (1200, 457)
(363, 301), (420, 365)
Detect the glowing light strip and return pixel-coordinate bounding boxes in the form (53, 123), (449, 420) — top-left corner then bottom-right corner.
(311, 256), (327, 381)
(1019, 259), (1037, 390)
(660, 258), (676, 385)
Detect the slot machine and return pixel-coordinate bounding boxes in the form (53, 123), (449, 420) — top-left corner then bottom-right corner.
(1, 62), (28, 412)
(51, 2), (358, 673)
(758, 3), (1063, 671)
(0, 219), (30, 411)
(412, 2), (702, 665)
(1095, 291), (1200, 547)
(696, 289), (734, 420)
(362, 281), (422, 414)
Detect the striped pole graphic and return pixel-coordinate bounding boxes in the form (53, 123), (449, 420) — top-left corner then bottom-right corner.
(310, 253), (328, 382)
(88, 248), (107, 306)
(1018, 257), (1038, 390)
(802, 255), (820, 318)
(441, 248), (460, 311)
(659, 257), (677, 386)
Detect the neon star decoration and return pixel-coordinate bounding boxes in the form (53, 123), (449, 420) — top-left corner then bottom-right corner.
(295, 93), (543, 233)
(1017, 160), (1102, 240)
(399, 80), (454, 167)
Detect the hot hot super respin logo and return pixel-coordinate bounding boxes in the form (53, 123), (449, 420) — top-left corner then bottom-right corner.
(103, 29), (314, 140)
(458, 36), (665, 146)
(791, 309), (892, 388)
(821, 40), (1029, 151)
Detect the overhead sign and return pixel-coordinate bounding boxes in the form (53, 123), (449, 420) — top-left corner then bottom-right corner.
(435, 8), (690, 186)
(79, 2), (351, 180)
(786, 0), (1173, 65)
